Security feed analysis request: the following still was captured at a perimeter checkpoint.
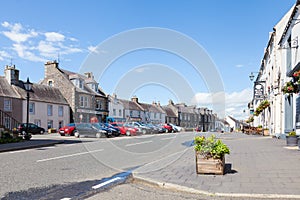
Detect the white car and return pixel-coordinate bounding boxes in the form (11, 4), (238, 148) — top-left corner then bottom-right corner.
(169, 123), (183, 132)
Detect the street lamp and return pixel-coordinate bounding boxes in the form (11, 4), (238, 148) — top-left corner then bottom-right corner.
(24, 77), (33, 140)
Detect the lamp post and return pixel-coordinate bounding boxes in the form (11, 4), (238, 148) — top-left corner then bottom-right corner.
(24, 77), (33, 140)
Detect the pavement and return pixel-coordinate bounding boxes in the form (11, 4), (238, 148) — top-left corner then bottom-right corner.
(1, 132), (300, 199)
(133, 132), (300, 199)
(0, 133), (64, 153)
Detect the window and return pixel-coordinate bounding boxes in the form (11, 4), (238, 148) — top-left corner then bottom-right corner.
(96, 100), (101, 109)
(4, 116), (11, 129)
(4, 99), (11, 111)
(34, 119), (41, 127)
(47, 120), (53, 129)
(154, 113), (157, 119)
(48, 80), (53, 87)
(79, 79), (84, 89)
(47, 105), (53, 116)
(80, 96), (89, 108)
(58, 106), (63, 117)
(29, 102), (35, 114)
(119, 109), (122, 117)
(130, 111), (133, 117)
(113, 109), (116, 116)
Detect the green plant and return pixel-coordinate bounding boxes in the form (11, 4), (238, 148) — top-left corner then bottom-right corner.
(194, 134), (230, 159)
(282, 81), (298, 94)
(257, 125), (262, 128)
(288, 131), (296, 136)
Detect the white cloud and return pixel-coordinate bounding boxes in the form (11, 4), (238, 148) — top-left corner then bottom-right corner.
(45, 32), (65, 42)
(1, 21), (38, 43)
(192, 88), (252, 120)
(0, 50), (10, 61)
(235, 64), (244, 68)
(38, 41), (59, 57)
(88, 45), (99, 54)
(135, 67), (150, 73)
(0, 21), (83, 63)
(13, 43), (45, 62)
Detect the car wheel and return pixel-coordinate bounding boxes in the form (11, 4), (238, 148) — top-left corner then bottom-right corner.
(74, 131), (80, 138)
(40, 130), (44, 134)
(142, 129), (146, 134)
(126, 130), (131, 136)
(60, 133), (65, 136)
(96, 133), (101, 138)
(165, 129), (168, 133)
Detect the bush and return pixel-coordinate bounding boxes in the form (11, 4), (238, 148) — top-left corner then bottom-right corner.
(288, 131), (296, 136)
(194, 134), (230, 159)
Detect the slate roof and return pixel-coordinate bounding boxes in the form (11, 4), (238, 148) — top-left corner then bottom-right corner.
(0, 76), (21, 98)
(163, 106), (177, 117)
(13, 82), (68, 105)
(120, 99), (144, 111)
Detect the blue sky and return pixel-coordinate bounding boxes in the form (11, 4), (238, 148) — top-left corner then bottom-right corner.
(0, 0), (296, 119)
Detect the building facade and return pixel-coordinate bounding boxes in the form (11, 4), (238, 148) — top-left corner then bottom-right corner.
(41, 61), (108, 123)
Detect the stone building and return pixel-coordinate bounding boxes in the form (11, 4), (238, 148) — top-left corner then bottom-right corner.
(0, 65), (69, 130)
(41, 61), (108, 123)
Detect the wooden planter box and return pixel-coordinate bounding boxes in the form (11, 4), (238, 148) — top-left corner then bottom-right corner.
(263, 129), (269, 136)
(195, 152), (225, 175)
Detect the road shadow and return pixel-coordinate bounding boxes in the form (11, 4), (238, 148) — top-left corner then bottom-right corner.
(224, 163), (238, 174)
(181, 140), (194, 147)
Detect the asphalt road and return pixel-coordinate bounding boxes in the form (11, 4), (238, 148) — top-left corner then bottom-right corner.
(0, 131), (200, 199)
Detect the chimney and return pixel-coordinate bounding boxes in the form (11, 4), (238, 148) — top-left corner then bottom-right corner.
(4, 65), (19, 85)
(84, 72), (94, 79)
(131, 96), (138, 103)
(44, 60), (59, 78)
(168, 99), (174, 105)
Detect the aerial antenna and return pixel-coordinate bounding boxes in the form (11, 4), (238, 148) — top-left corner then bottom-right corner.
(10, 57), (13, 66)
(57, 53), (60, 63)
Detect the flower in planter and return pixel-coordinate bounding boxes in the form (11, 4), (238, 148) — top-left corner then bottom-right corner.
(282, 81), (298, 94)
(194, 134), (230, 159)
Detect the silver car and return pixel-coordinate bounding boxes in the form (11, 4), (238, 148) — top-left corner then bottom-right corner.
(74, 123), (108, 138)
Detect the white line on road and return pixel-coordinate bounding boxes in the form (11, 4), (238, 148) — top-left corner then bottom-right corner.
(92, 177), (122, 189)
(8, 149), (31, 154)
(60, 198), (71, 200)
(161, 136), (176, 140)
(125, 140), (153, 147)
(36, 149), (104, 162)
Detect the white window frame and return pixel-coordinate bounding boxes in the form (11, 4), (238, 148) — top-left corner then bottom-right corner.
(4, 98), (11, 111)
(47, 105), (53, 116)
(58, 106), (64, 117)
(29, 102), (35, 114)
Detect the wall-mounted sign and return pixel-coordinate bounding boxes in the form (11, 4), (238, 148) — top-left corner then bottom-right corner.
(254, 83), (264, 100)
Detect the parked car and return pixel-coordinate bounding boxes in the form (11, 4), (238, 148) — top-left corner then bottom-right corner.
(104, 123), (121, 136)
(125, 122), (151, 134)
(162, 123), (173, 133)
(73, 123), (108, 138)
(91, 123), (112, 138)
(169, 123), (182, 132)
(17, 123), (45, 134)
(110, 122), (137, 136)
(59, 123), (76, 136)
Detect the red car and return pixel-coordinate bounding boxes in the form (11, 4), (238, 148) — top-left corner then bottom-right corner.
(111, 122), (137, 136)
(162, 123), (173, 133)
(59, 123), (76, 136)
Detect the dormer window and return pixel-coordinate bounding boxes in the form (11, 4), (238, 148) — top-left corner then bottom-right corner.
(71, 78), (84, 89)
(79, 79), (84, 89)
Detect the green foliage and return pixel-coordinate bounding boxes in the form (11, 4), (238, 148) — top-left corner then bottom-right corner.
(257, 125), (262, 128)
(288, 131), (296, 136)
(282, 81), (298, 94)
(0, 131), (23, 144)
(194, 134), (230, 159)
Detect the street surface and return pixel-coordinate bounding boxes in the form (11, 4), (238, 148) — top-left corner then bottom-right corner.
(0, 132), (198, 199)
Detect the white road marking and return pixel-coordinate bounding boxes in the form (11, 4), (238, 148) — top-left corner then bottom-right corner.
(92, 177), (122, 189)
(125, 140), (152, 147)
(8, 149), (31, 154)
(161, 136), (176, 140)
(36, 149), (104, 162)
(60, 198), (71, 200)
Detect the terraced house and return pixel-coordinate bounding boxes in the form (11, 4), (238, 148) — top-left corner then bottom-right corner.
(0, 65), (69, 131)
(41, 61), (108, 123)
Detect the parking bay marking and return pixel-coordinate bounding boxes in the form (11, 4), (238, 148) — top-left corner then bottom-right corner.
(36, 149), (104, 162)
(125, 140), (152, 147)
(92, 177), (122, 189)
